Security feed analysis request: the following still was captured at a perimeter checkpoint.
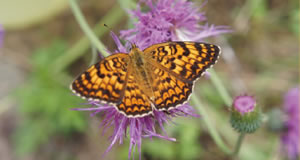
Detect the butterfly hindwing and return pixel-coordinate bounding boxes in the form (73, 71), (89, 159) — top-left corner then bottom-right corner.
(148, 64), (193, 110)
(144, 41), (220, 82)
(71, 53), (129, 104)
(117, 72), (153, 117)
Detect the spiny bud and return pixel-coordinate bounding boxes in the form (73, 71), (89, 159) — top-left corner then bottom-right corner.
(230, 95), (262, 133)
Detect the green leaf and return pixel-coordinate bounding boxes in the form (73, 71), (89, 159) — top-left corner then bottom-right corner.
(14, 120), (52, 155)
(14, 40), (87, 156)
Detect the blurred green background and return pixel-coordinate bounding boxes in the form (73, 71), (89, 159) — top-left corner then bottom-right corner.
(0, 0), (298, 160)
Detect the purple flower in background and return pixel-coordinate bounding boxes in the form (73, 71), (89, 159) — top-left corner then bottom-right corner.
(121, 0), (231, 49)
(281, 87), (299, 160)
(74, 31), (199, 160)
(0, 25), (4, 48)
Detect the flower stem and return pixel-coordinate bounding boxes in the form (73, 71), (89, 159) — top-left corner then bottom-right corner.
(90, 45), (98, 66)
(69, 0), (109, 57)
(51, 4), (124, 73)
(191, 95), (231, 154)
(209, 69), (232, 107)
(232, 133), (246, 156)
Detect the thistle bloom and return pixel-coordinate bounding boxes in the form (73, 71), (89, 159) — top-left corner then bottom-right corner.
(120, 0), (231, 49)
(233, 95), (256, 115)
(74, 31), (199, 160)
(230, 95), (262, 133)
(75, 0), (229, 159)
(281, 87), (299, 160)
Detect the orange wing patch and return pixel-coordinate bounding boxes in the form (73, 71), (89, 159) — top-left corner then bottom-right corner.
(116, 73), (153, 117)
(144, 41), (220, 82)
(71, 53), (129, 104)
(150, 65), (193, 110)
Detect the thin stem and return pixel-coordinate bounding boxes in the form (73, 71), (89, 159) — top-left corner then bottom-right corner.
(90, 45), (97, 66)
(209, 69), (232, 107)
(0, 96), (13, 116)
(69, 0), (109, 57)
(191, 95), (231, 154)
(117, 0), (137, 10)
(232, 133), (246, 156)
(51, 4), (124, 73)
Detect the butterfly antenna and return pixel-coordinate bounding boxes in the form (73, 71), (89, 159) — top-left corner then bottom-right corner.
(104, 24), (136, 50)
(103, 24), (116, 36)
(103, 23), (112, 30)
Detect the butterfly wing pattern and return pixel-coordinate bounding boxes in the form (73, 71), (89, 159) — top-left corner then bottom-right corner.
(71, 53), (129, 104)
(71, 41), (220, 117)
(144, 42), (220, 81)
(144, 42), (220, 111)
(149, 65), (193, 111)
(117, 71), (153, 117)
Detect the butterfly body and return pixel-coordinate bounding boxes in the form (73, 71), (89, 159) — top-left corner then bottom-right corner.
(71, 42), (220, 117)
(129, 46), (155, 101)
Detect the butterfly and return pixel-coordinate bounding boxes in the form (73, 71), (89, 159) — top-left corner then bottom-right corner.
(70, 41), (220, 117)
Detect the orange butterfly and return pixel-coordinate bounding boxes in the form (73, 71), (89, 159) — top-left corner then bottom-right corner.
(71, 42), (220, 117)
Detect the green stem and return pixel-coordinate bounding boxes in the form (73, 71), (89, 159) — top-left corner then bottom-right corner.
(90, 45), (98, 66)
(196, 70), (248, 156)
(69, 0), (108, 57)
(209, 69), (232, 107)
(191, 95), (231, 155)
(51, 3), (124, 73)
(232, 133), (246, 156)
(117, 0), (137, 10)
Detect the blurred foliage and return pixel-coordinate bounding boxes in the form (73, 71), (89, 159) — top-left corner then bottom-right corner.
(0, 0), (68, 30)
(289, 1), (299, 34)
(196, 81), (225, 108)
(118, 120), (202, 160)
(14, 40), (87, 156)
(249, 0), (267, 21)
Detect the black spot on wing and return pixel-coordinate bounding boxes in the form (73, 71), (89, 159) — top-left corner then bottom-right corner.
(176, 42), (190, 56)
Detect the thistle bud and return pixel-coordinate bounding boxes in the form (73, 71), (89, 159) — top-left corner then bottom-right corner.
(230, 95), (262, 133)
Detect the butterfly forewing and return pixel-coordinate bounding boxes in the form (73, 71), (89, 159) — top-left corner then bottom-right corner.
(71, 53), (129, 104)
(144, 41), (220, 82)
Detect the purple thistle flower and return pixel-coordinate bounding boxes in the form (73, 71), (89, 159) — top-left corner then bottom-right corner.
(281, 87), (299, 160)
(75, 102), (197, 159)
(0, 25), (4, 48)
(74, 30), (199, 160)
(230, 95), (261, 133)
(73, 0), (229, 159)
(120, 0), (231, 49)
(233, 95), (256, 115)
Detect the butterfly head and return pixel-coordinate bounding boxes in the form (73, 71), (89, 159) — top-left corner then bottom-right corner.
(129, 43), (142, 56)
(130, 43), (138, 50)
